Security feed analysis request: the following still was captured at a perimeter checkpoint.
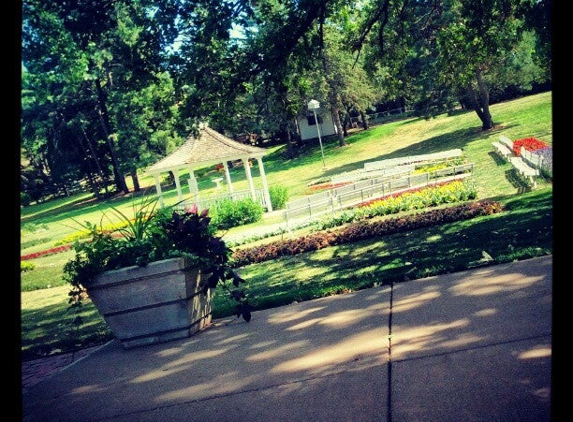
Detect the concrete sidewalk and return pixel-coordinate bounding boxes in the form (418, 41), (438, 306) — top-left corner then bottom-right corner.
(21, 255), (552, 422)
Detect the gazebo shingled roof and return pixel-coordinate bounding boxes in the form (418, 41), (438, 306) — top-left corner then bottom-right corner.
(146, 126), (267, 174)
(145, 125), (273, 212)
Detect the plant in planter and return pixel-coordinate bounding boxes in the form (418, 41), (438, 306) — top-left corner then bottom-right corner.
(64, 196), (251, 349)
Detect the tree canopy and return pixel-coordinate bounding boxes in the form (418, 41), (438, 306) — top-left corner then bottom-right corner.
(21, 0), (551, 202)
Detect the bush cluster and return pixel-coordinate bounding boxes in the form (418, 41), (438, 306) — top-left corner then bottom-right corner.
(534, 147), (553, 176)
(413, 158), (465, 174)
(231, 199), (504, 267)
(210, 198), (263, 229)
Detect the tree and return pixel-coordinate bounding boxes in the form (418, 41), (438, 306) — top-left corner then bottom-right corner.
(21, 5), (106, 200)
(22, 0), (183, 198)
(222, 0), (378, 150)
(350, 0), (549, 130)
(313, 14), (381, 143)
(21, 0), (551, 201)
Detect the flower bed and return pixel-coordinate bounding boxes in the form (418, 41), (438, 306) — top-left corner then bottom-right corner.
(512, 137), (549, 157)
(307, 182), (351, 193)
(21, 244), (74, 261)
(231, 199), (503, 267)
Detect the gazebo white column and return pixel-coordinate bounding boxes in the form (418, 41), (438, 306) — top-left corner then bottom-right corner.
(242, 158), (256, 201)
(223, 161), (234, 193)
(187, 167), (199, 199)
(172, 169), (184, 201)
(256, 157), (273, 212)
(152, 173), (164, 207)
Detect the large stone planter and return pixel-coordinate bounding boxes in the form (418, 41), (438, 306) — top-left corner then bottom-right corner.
(86, 257), (212, 349)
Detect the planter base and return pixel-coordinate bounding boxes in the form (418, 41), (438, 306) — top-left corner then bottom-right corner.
(88, 258), (213, 349)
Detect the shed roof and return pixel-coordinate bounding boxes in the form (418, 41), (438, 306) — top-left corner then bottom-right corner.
(146, 126), (267, 175)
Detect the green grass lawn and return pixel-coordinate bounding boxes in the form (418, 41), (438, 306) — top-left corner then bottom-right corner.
(20, 91), (553, 360)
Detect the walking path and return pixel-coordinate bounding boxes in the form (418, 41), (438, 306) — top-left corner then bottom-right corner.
(21, 256), (552, 422)
(21, 345), (105, 393)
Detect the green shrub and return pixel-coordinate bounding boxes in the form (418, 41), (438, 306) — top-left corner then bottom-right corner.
(269, 185), (289, 210)
(21, 192), (32, 207)
(211, 198), (263, 229)
(21, 261), (36, 273)
(55, 230), (92, 246)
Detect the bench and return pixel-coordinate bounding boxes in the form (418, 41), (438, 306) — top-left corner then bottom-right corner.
(509, 156), (539, 188)
(364, 149), (463, 172)
(519, 147), (544, 170)
(492, 135), (514, 160)
(331, 164), (415, 184)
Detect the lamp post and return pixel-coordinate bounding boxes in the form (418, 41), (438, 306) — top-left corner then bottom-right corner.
(307, 99), (326, 169)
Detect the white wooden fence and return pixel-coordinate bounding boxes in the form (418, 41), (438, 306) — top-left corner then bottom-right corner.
(174, 188), (267, 212)
(331, 165), (416, 184)
(284, 163), (474, 224)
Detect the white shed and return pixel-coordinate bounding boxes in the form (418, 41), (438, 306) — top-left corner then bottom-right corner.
(296, 107), (338, 141)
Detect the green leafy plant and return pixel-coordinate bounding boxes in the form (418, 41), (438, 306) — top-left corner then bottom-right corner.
(210, 197), (263, 229)
(64, 196), (252, 322)
(269, 185), (289, 209)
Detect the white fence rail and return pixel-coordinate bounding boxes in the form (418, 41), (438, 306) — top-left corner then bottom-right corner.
(331, 164), (416, 184)
(354, 107), (414, 125)
(174, 188), (267, 212)
(284, 163), (474, 224)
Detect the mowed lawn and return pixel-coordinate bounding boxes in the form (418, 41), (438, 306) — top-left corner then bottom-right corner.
(20, 91), (553, 359)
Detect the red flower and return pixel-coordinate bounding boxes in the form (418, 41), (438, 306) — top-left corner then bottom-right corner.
(512, 137), (549, 157)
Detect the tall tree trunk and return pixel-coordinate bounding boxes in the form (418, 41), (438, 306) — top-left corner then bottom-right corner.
(84, 171), (102, 200)
(342, 118), (349, 137)
(94, 79), (130, 194)
(360, 111), (369, 130)
(286, 117), (298, 159)
(287, 130), (298, 158)
(465, 69), (494, 131)
(343, 104), (353, 136)
(81, 126), (108, 197)
(77, 134), (102, 199)
(475, 68), (493, 130)
(331, 107), (346, 147)
(131, 170), (141, 192)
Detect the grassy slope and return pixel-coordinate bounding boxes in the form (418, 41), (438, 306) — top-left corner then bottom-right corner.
(20, 92), (553, 359)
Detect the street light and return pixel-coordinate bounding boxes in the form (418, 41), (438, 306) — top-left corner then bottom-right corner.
(307, 99), (326, 169)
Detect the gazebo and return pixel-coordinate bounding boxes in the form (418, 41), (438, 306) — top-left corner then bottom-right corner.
(145, 124), (273, 212)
